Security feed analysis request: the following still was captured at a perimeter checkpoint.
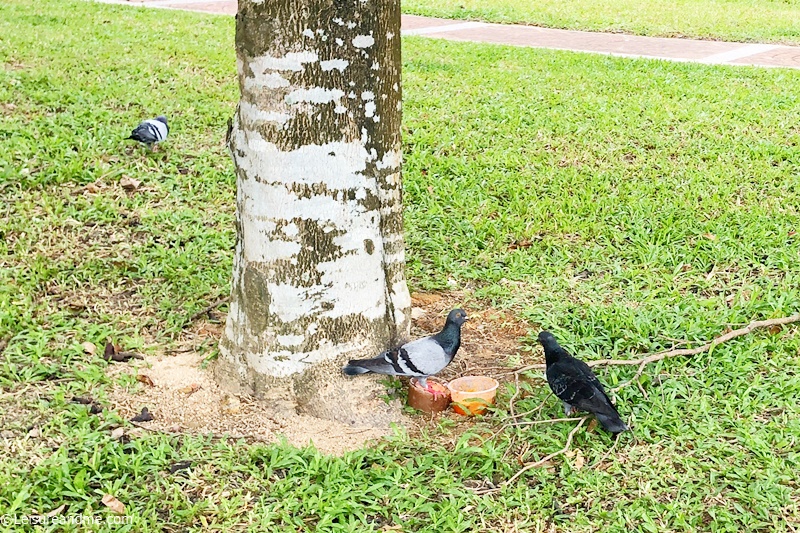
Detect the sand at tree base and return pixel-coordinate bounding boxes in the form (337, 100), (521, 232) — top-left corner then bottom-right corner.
(107, 352), (393, 455)
(106, 291), (532, 455)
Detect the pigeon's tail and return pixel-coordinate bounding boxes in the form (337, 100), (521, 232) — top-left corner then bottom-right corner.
(342, 357), (396, 377)
(126, 134), (148, 143)
(595, 410), (629, 435)
(342, 362), (372, 376)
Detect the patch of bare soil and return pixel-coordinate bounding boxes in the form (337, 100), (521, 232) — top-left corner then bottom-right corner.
(410, 290), (538, 383)
(106, 291), (539, 455)
(404, 291), (545, 440)
(107, 351), (389, 455)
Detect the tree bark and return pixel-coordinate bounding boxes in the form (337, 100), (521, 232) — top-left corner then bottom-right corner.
(215, 0), (410, 426)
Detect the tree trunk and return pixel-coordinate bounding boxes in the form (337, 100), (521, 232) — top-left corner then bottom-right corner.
(215, 0), (411, 426)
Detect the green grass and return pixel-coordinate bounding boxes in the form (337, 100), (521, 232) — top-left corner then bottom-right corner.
(403, 0), (800, 45)
(2, 0), (800, 531)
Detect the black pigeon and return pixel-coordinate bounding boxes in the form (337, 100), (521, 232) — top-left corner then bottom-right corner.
(343, 308), (468, 395)
(127, 115), (168, 150)
(538, 331), (628, 434)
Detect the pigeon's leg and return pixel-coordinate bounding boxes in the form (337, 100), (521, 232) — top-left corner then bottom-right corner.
(562, 402), (574, 416)
(426, 384), (443, 398)
(416, 376), (441, 398)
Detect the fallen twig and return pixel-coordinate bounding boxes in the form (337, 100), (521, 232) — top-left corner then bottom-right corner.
(504, 417), (588, 486)
(510, 396), (551, 423)
(187, 296), (230, 324)
(165, 346), (196, 354)
(590, 431), (621, 470)
(0, 384), (31, 399)
(507, 416), (585, 428)
(485, 413), (583, 444)
(509, 314), (800, 390)
(608, 313), (800, 391)
(508, 373), (520, 420)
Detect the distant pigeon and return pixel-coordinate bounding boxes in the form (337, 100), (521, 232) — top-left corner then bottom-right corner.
(127, 115), (168, 150)
(343, 309), (468, 395)
(538, 331), (628, 435)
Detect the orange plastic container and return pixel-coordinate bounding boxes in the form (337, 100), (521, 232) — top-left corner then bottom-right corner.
(447, 376), (500, 415)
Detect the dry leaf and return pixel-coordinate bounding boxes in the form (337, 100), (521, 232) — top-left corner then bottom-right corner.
(84, 183), (100, 194)
(573, 449), (585, 470)
(27, 427), (40, 438)
(101, 494), (125, 515)
(137, 374), (155, 387)
(110, 427), (126, 440)
(179, 383), (201, 395)
(115, 351), (144, 362)
(45, 504), (66, 518)
(220, 394), (241, 414)
(104, 342), (144, 362)
(768, 324), (783, 335)
(104, 341), (115, 360)
(120, 176), (141, 190)
(81, 341), (97, 355)
(71, 396), (102, 414)
(703, 233), (717, 241)
(508, 239), (533, 250)
(169, 460), (192, 474)
(131, 407), (154, 422)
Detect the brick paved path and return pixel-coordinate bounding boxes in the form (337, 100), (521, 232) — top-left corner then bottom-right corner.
(98, 0), (800, 69)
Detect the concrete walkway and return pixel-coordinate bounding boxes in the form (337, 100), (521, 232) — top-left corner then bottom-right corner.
(100, 0), (800, 69)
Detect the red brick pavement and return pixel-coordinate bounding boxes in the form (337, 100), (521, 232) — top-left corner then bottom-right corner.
(97, 0), (800, 69)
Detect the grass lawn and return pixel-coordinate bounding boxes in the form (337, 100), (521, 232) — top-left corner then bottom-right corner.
(2, 0), (800, 531)
(403, 0), (800, 45)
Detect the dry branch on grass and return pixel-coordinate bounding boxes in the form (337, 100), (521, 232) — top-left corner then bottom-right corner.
(187, 296), (230, 324)
(504, 417), (588, 486)
(491, 313), (800, 484)
(606, 313), (800, 390)
(512, 314), (800, 389)
(589, 432), (622, 470)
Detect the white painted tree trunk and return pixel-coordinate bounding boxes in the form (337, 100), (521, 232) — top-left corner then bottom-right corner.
(215, 0), (411, 425)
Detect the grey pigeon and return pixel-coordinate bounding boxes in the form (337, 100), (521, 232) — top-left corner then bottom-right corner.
(127, 115), (168, 150)
(343, 309), (468, 395)
(539, 331), (628, 435)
